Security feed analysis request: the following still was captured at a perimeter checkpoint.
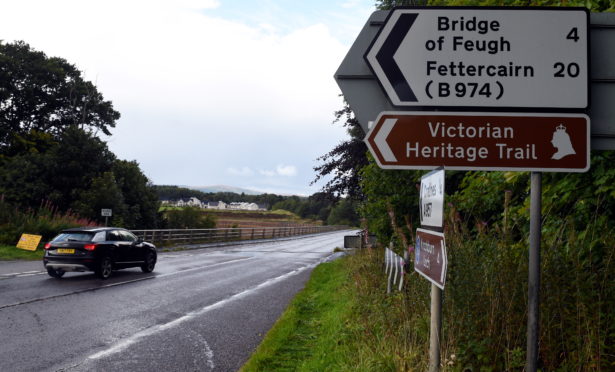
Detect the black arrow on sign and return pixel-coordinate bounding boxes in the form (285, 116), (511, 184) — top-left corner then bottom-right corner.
(376, 13), (418, 102)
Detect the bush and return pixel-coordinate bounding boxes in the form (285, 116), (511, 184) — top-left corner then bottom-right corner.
(0, 198), (96, 246)
(164, 207), (217, 229)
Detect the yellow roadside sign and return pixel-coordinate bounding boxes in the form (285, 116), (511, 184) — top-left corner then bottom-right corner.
(16, 234), (42, 251)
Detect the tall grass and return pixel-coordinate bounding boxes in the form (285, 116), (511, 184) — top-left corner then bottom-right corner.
(345, 207), (615, 370)
(439, 205), (615, 370)
(242, 207), (613, 371)
(0, 198), (96, 247)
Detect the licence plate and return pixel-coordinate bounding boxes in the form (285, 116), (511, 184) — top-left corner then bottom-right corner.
(56, 248), (75, 254)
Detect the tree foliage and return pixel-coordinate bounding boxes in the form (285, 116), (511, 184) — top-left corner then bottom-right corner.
(165, 207), (216, 229)
(0, 41), (120, 156)
(0, 41), (159, 229)
(327, 198), (360, 226)
(427, 0), (613, 11)
(376, 0), (614, 10)
(312, 103), (369, 200)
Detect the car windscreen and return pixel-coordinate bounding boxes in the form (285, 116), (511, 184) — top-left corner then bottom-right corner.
(51, 232), (95, 242)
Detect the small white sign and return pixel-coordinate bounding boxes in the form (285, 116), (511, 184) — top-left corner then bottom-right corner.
(365, 8), (588, 109)
(101, 209), (112, 217)
(420, 168), (444, 228)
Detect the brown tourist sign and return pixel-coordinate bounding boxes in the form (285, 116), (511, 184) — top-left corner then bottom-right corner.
(415, 228), (447, 289)
(365, 111), (590, 172)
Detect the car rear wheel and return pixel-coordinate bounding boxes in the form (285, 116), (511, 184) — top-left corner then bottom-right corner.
(47, 268), (65, 278)
(96, 256), (113, 279)
(141, 251), (156, 273)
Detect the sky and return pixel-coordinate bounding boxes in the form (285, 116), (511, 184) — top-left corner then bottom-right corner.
(0, 0), (376, 196)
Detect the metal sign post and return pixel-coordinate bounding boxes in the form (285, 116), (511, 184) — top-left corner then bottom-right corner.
(527, 172), (542, 372)
(430, 284), (442, 372)
(417, 169), (447, 372)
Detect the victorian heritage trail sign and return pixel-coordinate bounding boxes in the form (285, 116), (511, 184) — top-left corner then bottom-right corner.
(365, 111), (590, 172)
(334, 6), (615, 372)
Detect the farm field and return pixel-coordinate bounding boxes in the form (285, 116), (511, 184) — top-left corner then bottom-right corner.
(208, 210), (323, 228)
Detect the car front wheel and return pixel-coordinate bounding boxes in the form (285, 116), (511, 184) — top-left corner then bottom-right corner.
(141, 251), (156, 273)
(47, 268), (65, 278)
(96, 256), (113, 279)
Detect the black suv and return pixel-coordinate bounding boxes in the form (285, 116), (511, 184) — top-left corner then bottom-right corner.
(43, 227), (157, 279)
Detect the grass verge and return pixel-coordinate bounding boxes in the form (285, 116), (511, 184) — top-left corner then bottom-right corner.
(241, 257), (354, 372)
(0, 244), (44, 260)
(241, 249), (427, 372)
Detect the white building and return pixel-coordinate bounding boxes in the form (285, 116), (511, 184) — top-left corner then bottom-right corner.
(186, 197), (203, 208)
(207, 201), (227, 210)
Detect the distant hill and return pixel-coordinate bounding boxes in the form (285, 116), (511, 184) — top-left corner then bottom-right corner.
(186, 185), (262, 195)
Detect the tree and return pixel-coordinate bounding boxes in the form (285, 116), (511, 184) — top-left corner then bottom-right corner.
(0, 126), (117, 210)
(0, 151), (52, 206)
(312, 103), (369, 200)
(376, 0), (426, 8)
(0, 41), (164, 229)
(0, 41), (120, 156)
(71, 172), (127, 227)
(112, 160), (160, 229)
(46, 126), (117, 211)
(165, 207), (216, 229)
(327, 198), (360, 226)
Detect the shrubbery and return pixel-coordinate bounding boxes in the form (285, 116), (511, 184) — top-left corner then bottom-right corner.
(356, 151), (615, 370)
(0, 198), (96, 246)
(164, 206), (217, 229)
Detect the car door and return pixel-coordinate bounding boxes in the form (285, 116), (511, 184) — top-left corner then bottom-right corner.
(107, 229), (130, 263)
(119, 230), (141, 262)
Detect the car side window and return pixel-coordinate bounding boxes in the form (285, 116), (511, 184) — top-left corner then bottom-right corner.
(119, 230), (137, 242)
(108, 230), (121, 241)
(92, 232), (106, 242)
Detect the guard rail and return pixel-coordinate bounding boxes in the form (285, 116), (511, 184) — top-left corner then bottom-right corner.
(131, 225), (347, 246)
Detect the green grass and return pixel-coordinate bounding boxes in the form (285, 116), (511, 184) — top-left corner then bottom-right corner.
(241, 250), (429, 372)
(0, 244), (44, 260)
(241, 258), (355, 372)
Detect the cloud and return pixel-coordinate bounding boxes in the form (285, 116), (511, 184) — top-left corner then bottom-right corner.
(341, 0), (362, 8)
(258, 165), (297, 177)
(259, 169), (276, 177)
(176, 0), (220, 9)
(276, 165), (297, 177)
(0, 0), (372, 196)
(226, 167), (254, 177)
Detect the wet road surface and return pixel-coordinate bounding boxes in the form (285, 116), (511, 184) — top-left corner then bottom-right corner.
(0, 230), (354, 371)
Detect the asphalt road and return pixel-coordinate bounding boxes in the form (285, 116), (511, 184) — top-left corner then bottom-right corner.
(0, 230), (354, 372)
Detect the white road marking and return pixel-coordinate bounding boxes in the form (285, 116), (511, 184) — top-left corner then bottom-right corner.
(0, 271), (45, 278)
(87, 260), (321, 361)
(157, 257), (254, 279)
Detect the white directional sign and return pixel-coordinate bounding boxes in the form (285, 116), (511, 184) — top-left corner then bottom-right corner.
(420, 168), (444, 228)
(101, 209), (112, 217)
(365, 7), (589, 109)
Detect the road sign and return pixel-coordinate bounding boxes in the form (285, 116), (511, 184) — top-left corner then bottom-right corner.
(420, 168), (444, 228)
(415, 228), (447, 289)
(365, 111), (590, 172)
(365, 7), (589, 109)
(335, 12), (615, 149)
(101, 209), (112, 217)
(16, 234), (42, 251)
